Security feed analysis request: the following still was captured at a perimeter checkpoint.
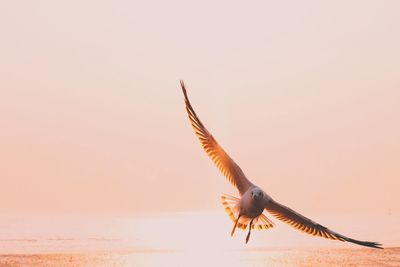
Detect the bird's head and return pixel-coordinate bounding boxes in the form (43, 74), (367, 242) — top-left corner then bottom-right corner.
(251, 188), (264, 200)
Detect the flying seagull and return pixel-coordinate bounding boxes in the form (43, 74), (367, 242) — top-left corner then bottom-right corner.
(180, 80), (382, 249)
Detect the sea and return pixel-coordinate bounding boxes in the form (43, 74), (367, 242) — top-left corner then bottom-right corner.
(0, 212), (398, 266)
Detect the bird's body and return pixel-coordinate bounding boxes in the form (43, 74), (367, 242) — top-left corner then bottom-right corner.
(180, 80), (382, 249)
(240, 187), (267, 218)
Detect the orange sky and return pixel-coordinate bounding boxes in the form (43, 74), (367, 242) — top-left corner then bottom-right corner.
(0, 0), (399, 217)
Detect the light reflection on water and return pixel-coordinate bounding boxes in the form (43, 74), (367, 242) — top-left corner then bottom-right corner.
(0, 212), (398, 266)
(0, 248), (399, 267)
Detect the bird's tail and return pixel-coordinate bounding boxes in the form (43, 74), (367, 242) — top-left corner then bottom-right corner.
(220, 194), (274, 230)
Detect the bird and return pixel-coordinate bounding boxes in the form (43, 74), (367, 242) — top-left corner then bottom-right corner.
(180, 80), (382, 249)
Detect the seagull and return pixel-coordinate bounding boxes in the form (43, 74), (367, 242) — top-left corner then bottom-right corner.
(180, 80), (382, 249)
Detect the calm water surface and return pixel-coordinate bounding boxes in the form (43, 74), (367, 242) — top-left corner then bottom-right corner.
(0, 213), (398, 266)
(0, 248), (399, 267)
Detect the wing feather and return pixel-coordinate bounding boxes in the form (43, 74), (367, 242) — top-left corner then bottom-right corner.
(180, 80), (253, 195)
(265, 199), (382, 249)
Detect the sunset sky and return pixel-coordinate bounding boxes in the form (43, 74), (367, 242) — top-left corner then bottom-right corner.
(1, 0), (399, 220)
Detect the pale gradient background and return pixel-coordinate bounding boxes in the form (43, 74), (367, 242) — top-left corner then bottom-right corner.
(0, 0), (399, 224)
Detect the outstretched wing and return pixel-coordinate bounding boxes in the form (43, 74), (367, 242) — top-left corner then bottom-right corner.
(265, 198), (383, 249)
(180, 80), (253, 195)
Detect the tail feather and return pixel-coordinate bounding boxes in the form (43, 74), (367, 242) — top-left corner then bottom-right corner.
(253, 213), (275, 230)
(220, 194), (274, 231)
(221, 194), (247, 229)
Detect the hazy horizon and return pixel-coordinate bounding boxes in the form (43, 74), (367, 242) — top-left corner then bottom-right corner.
(0, 211), (398, 255)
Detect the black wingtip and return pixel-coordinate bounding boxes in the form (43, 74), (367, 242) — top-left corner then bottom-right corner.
(180, 80), (191, 107)
(371, 242), (384, 249)
(180, 80), (187, 97)
(346, 238), (383, 249)
(364, 242), (383, 249)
